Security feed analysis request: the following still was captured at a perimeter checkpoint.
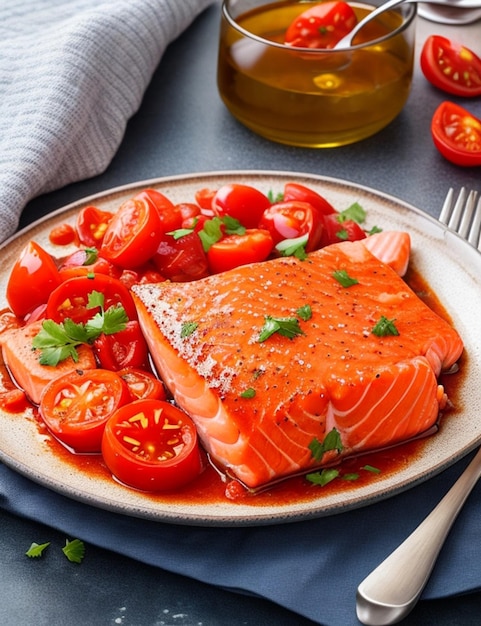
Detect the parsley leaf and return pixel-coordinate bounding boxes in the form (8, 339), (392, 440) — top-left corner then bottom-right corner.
(198, 216), (245, 252)
(32, 291), (128, 366)
(362, 464), (381, 474)
(371, 316), (399, 337)
(332, 269), (359, 287)
(240, 387), (256, 398)
(181, 321), (198, 338)
(258, 316), (305, 342)
(309, 428), (343, 461)
(267, 190), (283, 203)
(306, 468), (340, 486)
(26, 542), (50, 558)
(167, 224), (197, 240)
(296, 304), (312, 321)
(339, 202), (366, 224)
(275, 234), (308, 260)
(62, 538), (85, 564)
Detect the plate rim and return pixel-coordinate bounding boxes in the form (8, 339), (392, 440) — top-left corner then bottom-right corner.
(1, 169), (479, 527)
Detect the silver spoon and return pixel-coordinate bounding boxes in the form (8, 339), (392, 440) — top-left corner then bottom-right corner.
(356, 446), (481, 625)
(334, 0), (481, 48)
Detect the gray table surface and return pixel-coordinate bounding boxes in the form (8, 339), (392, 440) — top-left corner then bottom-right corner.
(3, 3), (481, 625)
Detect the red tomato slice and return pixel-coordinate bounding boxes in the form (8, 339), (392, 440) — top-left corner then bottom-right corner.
(93, 320), (149, 371)
(49, 223), (76, 246)
(117, 368), (167, 402)
(207, 229), (273, 274)
(320, 213), (366, 247)
(6, 241), (62, 318)
(46, 274), (138, 325)
(431, 101), (481, 167)
(100, 196), (163, 268)
(195, 187), (217, 214)
(421, 35), (481, 98)
(258, 201), (324, 251)
(212, 184), (272, 228)
(283, 183), (337, 216)
(76, 206), (114, 247)
(39, 369), (131, 453)
(101, 399), (202, 492)
(153, 232), (209, 282)
(285, 1), (357, 49)
(134, 189), (183, 234)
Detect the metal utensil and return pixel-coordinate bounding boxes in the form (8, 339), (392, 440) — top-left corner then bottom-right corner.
(356, 188), (481, 626)
(334, 0), (481, 48)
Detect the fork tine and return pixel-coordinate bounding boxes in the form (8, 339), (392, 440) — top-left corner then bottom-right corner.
(468, 194), (481, 249)
(458, 190), (478, 240)
(438, 188), (455, 225)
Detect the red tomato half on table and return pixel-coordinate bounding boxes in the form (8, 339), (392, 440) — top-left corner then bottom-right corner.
(101, 399), (202, 492)
(284, 1), (357, 49)
(211, 184), (272, 228)
(39, 369), (131, 453)
(46, 274), (138, 325)
(100, 196), (162, 268)
(431, 101), (481, 167)
(259, 201), (323, 251)
(6, 241), (62, 318)
(207, 229), (273, 274)
(420, 35), (481, 98)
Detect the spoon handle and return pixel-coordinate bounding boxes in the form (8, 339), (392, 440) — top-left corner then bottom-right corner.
(356, 446), (481, 626)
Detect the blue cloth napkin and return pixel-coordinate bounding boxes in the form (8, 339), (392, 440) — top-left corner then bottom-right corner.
(0, 0), (214, 243)
(1, 451), (480, 626)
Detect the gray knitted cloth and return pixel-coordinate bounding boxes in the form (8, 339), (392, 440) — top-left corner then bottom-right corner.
(0, 0), (214, 243)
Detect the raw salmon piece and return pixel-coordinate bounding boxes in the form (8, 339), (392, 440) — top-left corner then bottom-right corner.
(1, 320), (97, 405)
(132, 235), (463, 489)
(361, 231), (411, 276)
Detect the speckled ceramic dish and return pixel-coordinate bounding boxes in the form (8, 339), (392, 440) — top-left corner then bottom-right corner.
(0, 171), (480, 526)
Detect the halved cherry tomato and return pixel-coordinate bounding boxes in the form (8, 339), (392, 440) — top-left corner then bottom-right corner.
(431, 101), (481, 167)
(212, 184), (272, 228)
(134, 189), (184, 234)
(93, 320), (149, 371)
(117, 368), (167, 402)
(283, 183), (337, 216)
(100, 196), (162, 268)
(101, 399), (202, 492)
(195, 187), (217, 214)
(285, 1), (357, 50)
(420, 35), (481, 98)
(76, 206), (114, 247)
(46, 274), (138, 325)
(58, 249), (122, 281)
(319, 213), (366, 247)
(153, 232), (209, 282)
(49, 223), (76, 246)
(6, 241), (62, 318)
(39, 369), (131, 453)
(258, 201), (323, 251)
(207, 229), (273, 274)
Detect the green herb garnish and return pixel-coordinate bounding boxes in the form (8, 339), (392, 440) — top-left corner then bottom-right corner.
(258, 316), (305, 342)
(32, 291), (128, 366)
(362, 464), (382, 474)
(25, 542), (51, 558)
(275, 234), (308, 260)
(309, 428), (343, 461)
(296, 304), (312, 321)
(332, 269), (359, 287)
(198, 216), (245, 252)
(62, 539), (85, 564)
(371, 316), (399, 337)
(240, 388), (256, 398)
(180, 321), (198, 338)
(339, 202), (366, 224)
(306, 468), (339, 486)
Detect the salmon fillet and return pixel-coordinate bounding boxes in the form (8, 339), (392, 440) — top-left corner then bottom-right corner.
(132, 233), (463, 489)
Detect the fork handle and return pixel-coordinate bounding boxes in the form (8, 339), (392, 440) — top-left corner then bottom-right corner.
(357, 447), (481, 625)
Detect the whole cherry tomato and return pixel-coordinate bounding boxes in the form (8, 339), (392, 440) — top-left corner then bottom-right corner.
(431, 101), (481, 167)
(283, 183), (337, 216)
(46, 274), (138, 325)
(6, 241), (62, 318)
(285, 1), (357, 49)
(421, 35), (481, 98)
(207, 229), (273, 274)
(93, 320), (149, 371)
(319, 213), (366, 247)
(153, 232), (209, 282)
(101, 399), (203, 492)
(211, 184), (272, 228)
(258, 201), (323, 251)
(100, 196), (163, 268)
(76, 205), (114, 247)
(39, 368), (131, 453)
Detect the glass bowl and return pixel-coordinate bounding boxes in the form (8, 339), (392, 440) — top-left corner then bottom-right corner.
(217, 0), (417, 148)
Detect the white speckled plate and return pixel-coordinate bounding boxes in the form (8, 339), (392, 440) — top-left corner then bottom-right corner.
(0, 171), (480, 526)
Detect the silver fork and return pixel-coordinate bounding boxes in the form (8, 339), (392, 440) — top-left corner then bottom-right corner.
(356, 187), (481, 626)
(439, 187), (481, 249)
